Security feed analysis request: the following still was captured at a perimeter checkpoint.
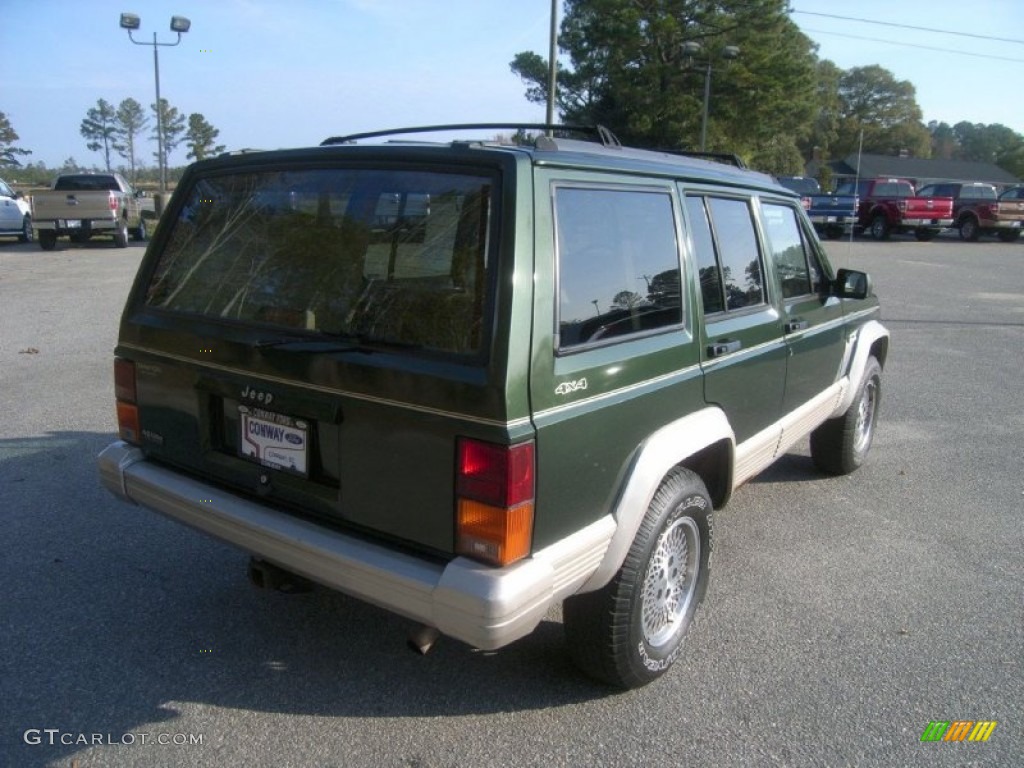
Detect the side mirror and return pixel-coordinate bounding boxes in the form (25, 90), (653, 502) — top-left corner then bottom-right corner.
(135, 189), (147, 198)
(833, 268), (872, 299)
(14, 190), (24, 199)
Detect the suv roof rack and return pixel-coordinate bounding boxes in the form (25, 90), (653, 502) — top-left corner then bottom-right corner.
(655, 149), (748, 169)
(320, 123), (622, 148)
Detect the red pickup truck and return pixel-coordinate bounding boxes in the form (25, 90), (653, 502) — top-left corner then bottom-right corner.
(836, 178), (954, 241)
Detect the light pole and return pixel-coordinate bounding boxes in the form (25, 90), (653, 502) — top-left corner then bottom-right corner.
(681, 42), (740, 152)
(119, 12), (191, 194)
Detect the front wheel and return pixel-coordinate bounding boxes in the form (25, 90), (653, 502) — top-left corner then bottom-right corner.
(811, 357), (882, 475)
(564, 467), (712, 689)
(19, 214), (33, 243)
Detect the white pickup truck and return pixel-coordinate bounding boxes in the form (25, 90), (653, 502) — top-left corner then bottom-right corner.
(31, 173), (148, 250)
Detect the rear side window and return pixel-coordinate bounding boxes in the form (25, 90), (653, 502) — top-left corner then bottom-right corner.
(145, 168), (494, 357)
(554, 186), (682, 350)
(687, 196), (765, 312)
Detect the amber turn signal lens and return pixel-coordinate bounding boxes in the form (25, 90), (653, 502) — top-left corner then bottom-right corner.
(456, 499), (534, 566)
(117, 402), (140, 444)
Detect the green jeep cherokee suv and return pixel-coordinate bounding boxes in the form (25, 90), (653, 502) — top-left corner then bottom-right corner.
(98, 125), (888, 689)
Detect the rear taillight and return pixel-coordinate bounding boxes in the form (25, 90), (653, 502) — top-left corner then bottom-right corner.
(109, 192), (119, 211)
(455, 438), (535, 566)
(800, 196), (811, 211)
(114, 358), (140, 443)
(897, 199), (908, 214)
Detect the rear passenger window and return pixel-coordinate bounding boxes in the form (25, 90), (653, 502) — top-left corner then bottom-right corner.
(555, 187), (682, 350)
(687, 195), (765, 312)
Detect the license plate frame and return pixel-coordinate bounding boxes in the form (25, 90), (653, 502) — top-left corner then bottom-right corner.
(239, 406), (309, 476)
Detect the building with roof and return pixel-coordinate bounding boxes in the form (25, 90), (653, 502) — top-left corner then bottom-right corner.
(807, 153), (1020, 191)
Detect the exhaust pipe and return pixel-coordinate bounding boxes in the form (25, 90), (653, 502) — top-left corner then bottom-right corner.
(248, 557), (313, 594)
(408, 625), (441, 655)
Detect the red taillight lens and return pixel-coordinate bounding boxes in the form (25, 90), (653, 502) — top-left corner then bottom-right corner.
(114, 358), (136, 402)
(898, 199), (908, 214)
(114, 358), (140, 444)
(457, 439), (534, 507)
(109, 192), (119, 211)
(456, 439), (535, 566)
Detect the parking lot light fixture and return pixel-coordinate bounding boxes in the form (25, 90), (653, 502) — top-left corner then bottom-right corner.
(681, 42), (741, 152)
(119, 12), (191, 193)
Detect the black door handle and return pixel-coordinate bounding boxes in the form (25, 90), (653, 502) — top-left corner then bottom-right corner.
(785, 319), (808, 333)
(708, 339), (742, 357)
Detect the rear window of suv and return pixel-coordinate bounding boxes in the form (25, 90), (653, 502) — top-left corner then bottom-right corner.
(145, 167), (495, 356)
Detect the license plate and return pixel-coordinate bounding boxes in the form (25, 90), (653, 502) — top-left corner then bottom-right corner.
(826, 216), (836, 223)
(239, 406), (308, 475)
(64, 219), (81, 228)
(1011, 221), (1021, 228)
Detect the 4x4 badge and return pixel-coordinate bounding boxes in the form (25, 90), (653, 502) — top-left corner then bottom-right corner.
(555, 378), (588, 396)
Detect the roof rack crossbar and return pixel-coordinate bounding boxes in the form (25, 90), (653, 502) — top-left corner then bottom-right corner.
(320, 123), (622, 148)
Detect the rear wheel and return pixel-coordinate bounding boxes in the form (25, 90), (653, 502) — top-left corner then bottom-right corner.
(958, 217), (980, 242)
(113, 221), (129, 248)
(997, 229), (1020, 243)
(811, 357), (882, 475)
(38, 230), (58, 251)
(869, 215), (890, 241)
(19, 214), (33, 243)
(564, 467), (712, 689)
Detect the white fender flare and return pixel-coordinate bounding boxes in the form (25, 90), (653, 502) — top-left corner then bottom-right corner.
(834, 319), (889, 416)
(578, 406), (734, 592)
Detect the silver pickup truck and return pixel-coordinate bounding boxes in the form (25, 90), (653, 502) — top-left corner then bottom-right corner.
(31, 173), (148, 250)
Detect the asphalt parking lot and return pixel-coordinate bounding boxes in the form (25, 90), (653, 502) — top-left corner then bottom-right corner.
(1, 233), (1021, 767)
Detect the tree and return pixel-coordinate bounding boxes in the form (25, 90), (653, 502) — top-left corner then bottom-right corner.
(150, 98), (187, 169)
(0, 111), (32, 167)
(928, 121), (957, 160)
(833, 65), (930, 158)
(80, 99), (120, 172)
(509, 0), (819, 162)
(115, 98), (149, 184)
(185, 113), (226, 161)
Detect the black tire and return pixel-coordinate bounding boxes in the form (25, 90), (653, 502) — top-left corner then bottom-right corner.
(869, 215), (890, 241)
(564, 467), (712, 689)
(811, 357), (882, 475)
(132, 218), (147, 242)
(997, 229), (1020, 243)
(914, 228), (938, 242)
(38, 230), (58, 251)
(958, 217), (980, 242)
(19, 214), (33, 243)
(113, 221), (129, 248)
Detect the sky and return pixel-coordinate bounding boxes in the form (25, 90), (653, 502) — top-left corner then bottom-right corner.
(2, 0), (1022, 171)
